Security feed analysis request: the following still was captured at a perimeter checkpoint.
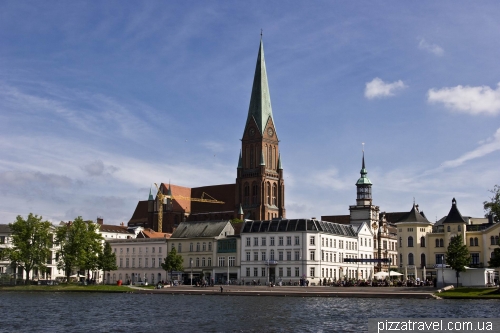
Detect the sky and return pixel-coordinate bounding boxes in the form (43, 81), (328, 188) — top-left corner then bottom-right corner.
(0, 1), (499, 225)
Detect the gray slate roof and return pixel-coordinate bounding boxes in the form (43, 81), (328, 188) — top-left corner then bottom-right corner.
(171, 221), (232, 238)
(0, 224), (11, 233)
(242, 219), (357, 237)
(396, 204), (431, 224)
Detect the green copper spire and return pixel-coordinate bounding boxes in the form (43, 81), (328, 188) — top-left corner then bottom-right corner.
(237, 150), (243, 168)
(148, 187), (154, 200)
(356, 151), (372, 185)
(244, 38), (275, 136)
(277, 153), (283, 170)
(260, 150), (266, 166)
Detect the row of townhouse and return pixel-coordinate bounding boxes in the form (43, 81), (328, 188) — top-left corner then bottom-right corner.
(107, 218), (376, 285)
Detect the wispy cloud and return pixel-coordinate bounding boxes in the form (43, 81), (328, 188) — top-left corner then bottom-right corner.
(428, 83), (500, 115)
(418, 38), (444, 56)
(81, 160), (119, 177)
(365, 78), (407, 99)
(309, 168), (351, 190)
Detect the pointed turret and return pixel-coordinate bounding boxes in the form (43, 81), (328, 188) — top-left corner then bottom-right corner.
(244, 39), (275, 136)
(356, 150), (372, 205)
(277, 153), (283, 170)
(237, 150), (243, 168)
(148, 187), (154, 201)
(443, 198), (466, 223)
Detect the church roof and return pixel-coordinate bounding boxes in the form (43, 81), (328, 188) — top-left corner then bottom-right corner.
(395, 203), (431, 224)
(244, 39), (275, 136)
(443, 198), (467, 224)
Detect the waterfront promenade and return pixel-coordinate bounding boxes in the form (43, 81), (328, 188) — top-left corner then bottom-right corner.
(130, 284), (438, 299)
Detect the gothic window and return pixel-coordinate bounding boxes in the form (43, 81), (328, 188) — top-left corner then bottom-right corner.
(268, 145), (272, 169)
(252, 182), (258, 204)
(267, 182), (271, 205)
(244, 183), (250, 205)
(420, 236), (425, 247)
(250, 145), (254, 168)
(272, 183), (277, 206)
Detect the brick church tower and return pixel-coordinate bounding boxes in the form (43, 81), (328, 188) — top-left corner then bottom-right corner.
(235, 38), (286, 220)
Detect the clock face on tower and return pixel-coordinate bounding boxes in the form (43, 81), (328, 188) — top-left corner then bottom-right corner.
(267, 128), (274, 137)
(248, 128), (255, 136)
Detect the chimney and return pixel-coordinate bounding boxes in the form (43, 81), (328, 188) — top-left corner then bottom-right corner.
(97, 217), (104, 225)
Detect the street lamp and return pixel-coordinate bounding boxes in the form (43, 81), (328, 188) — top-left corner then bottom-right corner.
(190, 258), (193, 286)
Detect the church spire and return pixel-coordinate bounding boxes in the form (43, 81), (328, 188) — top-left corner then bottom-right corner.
(244, 38), (275, 136)
(356, 147), (372, 205)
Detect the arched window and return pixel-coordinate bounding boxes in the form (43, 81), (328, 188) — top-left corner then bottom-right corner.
(252, 182), (258, 204)
(435, 239), (439, 248)
(272, 183), (277, 206)
(474, 237), (478, 246)
(196, 242), (200, 251)
(202, 257), (206, 266)
(399, 237), (402, 248)
(408, 236), (414, 247)
(196, 258), (200, 267)
(250, 145), (254, 168)
(178, 243), (182, 253)
(190, 243), (193, 252)
(267, 182), (271, 205)
(399, 254), (403, 265)
(439, 239), (444, 247)
(420, 236), (426, 247)
(244, 183), (250, 205)
(408, 253), (414, 266)
(420, 253), (426, 268)
(496, 236), (499, 245)
(470, 237), (474, 246)
(268, 145), (272, 169)
(202, 242), (206, 251)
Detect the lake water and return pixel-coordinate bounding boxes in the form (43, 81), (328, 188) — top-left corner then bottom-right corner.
(1, 292), (498, 332)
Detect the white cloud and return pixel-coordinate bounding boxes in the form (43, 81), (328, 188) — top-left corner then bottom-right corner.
(428, 83), (500, 115)
(81, 160), (119, 177)
(364, 78), (407, 99)
(308, 168), (351, 190)
(418, 38), (444, 56)
(440, 128), (500, 168)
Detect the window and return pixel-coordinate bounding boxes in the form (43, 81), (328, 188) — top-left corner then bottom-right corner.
(246, 268), (250, 277)
(126, 258), (129, 267)
(474, 237), (479, 246)
(208, 242), (212, 251)
(261, 252), (266, 261)
(470, 237), (474, 246)
(126, 248), (129, 253)
(420, 237), (426, 247)
(310, 251), (315, 261)
(278, 267), (283, 277)
(310, 236), (315, 245)
(246, 238), (251, 246)
(310, 267), (315, 277)
(261, 237), (266, 246)
(203, 242), (207, 251)
(178, 244), (182, 253)
(246, 252), (251, 261)
(295, 267), (300, 277)
(295, 236), (300, 245)
(218, 257), (225, 267)
(399, 237), (402, 248)
(159, 247), (162, 253)
(229, 256), (235, 267)
(138, 258), (142, 267)
(287, 251), (291, 261)
(261, 268), (266, 277)
(322, 238), (324, 247)
(254, 268), (258, 277)
(145, 258), (148, 267)
(270, 249), (275, 260)
(408, 253), (414, 266)
(447, 226), (451, 232)
(383, 241), (387, 249)
(287, 267), (291, 277)
(287, 236), (291, 246)
(202, 257), (206, 266)
(208, 257), (212, 266)
(491, 236), (495, 245)
(254, 237), (258, 246)
(439, 239), (444, 247)
(254, 252), (258, 261)
(279, 237), (284, 246)
(408, 236), (414, 247)
(295, 251), (300, 261)
(0, 236), (5, 244)
(196, 243), (200, 251)
(400, 254), (403, 265)
(278, 251), (283, 261)
(119, 258), (123, 267)
(458, 225), (461, 231)
(270, 237), (275, 246)
(190, 243), (193, 252)
(471, 253), (480, 265)
(152, 258), (156, 268)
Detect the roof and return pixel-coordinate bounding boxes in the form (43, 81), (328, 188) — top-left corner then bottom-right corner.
(241, 219), (357, 237)
(395, 204), (431, 224)
(99, 224), (130, 234)
(0, 224), (11, 233)
(244, 39), (275, 136)
(320, 215), (351, 225)
(138, 228), (171, 239)
(170, 220), (232, 238)
(381, 212), (408, 223)
(443, 198), (467, 224)
(128, 200), (149, 224)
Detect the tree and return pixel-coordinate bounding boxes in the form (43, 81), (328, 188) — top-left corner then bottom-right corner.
(161, 247), (183, 283)
(55, 217), (103, 283)
(484, 185), (500, 222)
(445, 234), (470, 287)
(5, 213), (52, 284)
(98, 242), (117, 284)
(488, 248), (500, 268)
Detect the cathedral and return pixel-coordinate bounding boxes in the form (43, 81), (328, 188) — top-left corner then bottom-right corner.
(128, 38), (286, 233)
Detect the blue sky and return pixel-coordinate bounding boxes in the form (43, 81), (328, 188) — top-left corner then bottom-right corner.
(1, 1), (499, 225)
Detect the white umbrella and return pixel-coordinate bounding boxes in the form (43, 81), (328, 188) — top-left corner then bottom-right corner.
(374, 271), (388, 279)
(389, 271), (403, 276)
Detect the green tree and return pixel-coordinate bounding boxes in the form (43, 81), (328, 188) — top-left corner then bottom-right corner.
(161, 247), (183, 283)
(484, 185), (500, 222)
(445, 234), (470, 287)
(5, 213), (52, 284)
(98, 242), (117, 284)
(488, 248), (500, 268)
(55, 217), (103, 283)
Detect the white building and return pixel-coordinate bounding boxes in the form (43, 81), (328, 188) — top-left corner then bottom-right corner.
(240, 218), (370, 285)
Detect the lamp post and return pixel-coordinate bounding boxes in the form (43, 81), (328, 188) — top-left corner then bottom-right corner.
(190, 258), (193, 286)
